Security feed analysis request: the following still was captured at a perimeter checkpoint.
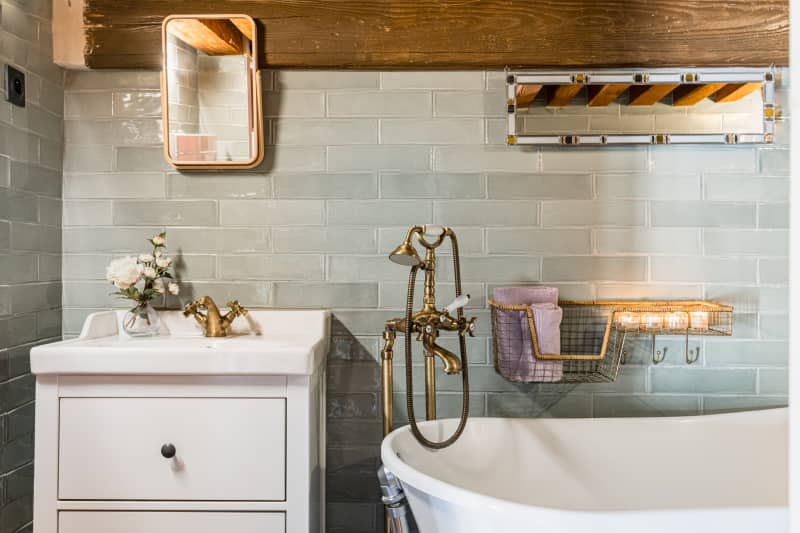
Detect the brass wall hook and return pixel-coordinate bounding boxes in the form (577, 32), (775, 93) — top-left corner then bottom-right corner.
(652, 335), (666, 364)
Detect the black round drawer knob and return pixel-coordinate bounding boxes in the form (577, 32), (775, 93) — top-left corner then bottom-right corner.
(161, 443), (176, 459)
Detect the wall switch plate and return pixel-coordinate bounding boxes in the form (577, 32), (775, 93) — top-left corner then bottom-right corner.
(4, 65), (26, 108)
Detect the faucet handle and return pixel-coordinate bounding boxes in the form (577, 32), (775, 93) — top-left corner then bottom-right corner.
(443, 294), (470, 315)
(182, 300), (198, 316)
(422, 224), (445, 242)
(226, 300), (248, 316)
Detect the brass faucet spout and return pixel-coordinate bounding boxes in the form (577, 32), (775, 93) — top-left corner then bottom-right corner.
(422, 333), (462, 374)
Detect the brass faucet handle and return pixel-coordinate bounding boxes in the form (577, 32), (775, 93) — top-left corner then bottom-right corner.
(183, 300), (200, 317)
(465, 317), (478, 337)
(226, 300), (248, 316)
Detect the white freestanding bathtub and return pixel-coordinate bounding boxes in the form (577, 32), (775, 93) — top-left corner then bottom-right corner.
(381, 408), (788, 533)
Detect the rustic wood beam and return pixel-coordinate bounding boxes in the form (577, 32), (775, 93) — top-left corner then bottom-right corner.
(168, 19), (245, 55)
(628, 84), (680, 105)
(515, 85), (543, 108)
(587, 84), (630, 107)
(671, 83), (727, 106)
(54, 0), (788, 70)
(231, 18), (254, 38)
(712, 82), (764, 103)
(546, 85), (583, 107)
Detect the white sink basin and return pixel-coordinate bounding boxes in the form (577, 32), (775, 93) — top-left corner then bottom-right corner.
(31, 308), (331, 376)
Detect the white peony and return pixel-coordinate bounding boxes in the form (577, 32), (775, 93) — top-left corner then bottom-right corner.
(168, 282), (180, 295)
(154, 250), (163, 257)
(106, 256), (141, 289)
(139, 253), (154, 263)
(143, 267), (157, 279)
(153, 279), (165, 294)
(155, 256), (172, 268)
(152, 235), (166, 246)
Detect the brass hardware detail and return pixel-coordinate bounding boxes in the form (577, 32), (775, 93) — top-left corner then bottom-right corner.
(507, 135), (517, 145)
(382, 225), (476, 450)
(183, 296), (248, 337)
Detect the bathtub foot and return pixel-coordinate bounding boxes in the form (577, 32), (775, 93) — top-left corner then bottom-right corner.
(378, 465), (415, 533)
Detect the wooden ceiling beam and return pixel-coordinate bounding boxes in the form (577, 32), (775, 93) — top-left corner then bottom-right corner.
(587, 84), (630, 107)
(628, 84), (680, 105)
(168, 19), (245, 55)
(712, 82), (764, 103)
(671, 83), (727, 106)
(546, 85), (583, 107)
(515, 85), (543, 108)
(54, 0), (787, 69)
(231, 18), (254, 38)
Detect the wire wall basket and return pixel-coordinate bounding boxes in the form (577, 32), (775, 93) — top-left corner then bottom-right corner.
(489, 300), (733, 384)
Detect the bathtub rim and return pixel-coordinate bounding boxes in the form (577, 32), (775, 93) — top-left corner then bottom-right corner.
(380, 407), (788, 518)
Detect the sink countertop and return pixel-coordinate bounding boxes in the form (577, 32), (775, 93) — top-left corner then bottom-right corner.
(30, 308), (331, 376)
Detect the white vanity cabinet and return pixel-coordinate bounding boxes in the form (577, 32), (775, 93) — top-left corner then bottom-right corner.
(30, 309), (330, 533)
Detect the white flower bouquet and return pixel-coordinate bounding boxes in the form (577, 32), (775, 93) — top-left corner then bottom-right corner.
(105, 232), (179, 335)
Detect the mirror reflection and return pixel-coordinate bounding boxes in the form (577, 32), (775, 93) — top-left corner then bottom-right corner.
(163, 16), (262, 168)
(514, 87), (764, 136)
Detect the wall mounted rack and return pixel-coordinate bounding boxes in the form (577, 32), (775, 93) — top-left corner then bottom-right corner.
(490, 300), (733, 384)
(506, 67), (775, 145)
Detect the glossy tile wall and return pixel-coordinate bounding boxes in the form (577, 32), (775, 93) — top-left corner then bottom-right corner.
(60, 70), (789, 532)
(0, 0), (64, 531)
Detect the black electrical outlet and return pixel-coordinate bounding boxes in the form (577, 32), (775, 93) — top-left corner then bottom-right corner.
(4, 65), (26, 108)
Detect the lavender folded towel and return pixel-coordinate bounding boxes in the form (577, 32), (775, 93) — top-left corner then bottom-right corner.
(493, 286), (558, 306)
(518, 303), (563, 382)
(493, 287), (563, 383)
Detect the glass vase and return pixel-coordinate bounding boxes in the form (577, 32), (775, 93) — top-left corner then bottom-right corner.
(122, 302), (161, 337)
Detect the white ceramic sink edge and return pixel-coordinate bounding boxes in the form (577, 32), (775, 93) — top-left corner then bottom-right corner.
(31, 309), (331, 376)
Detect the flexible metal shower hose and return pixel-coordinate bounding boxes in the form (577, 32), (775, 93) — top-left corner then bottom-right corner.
(403, 232), (470, 449)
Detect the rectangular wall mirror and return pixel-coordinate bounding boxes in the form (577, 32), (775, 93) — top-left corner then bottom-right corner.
(506, 68), (775, 145)
(161, 14), (264, 169)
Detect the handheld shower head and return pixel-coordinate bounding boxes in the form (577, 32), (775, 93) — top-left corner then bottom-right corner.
(388, 228), (423, 266)
(388, 242), (421, 266)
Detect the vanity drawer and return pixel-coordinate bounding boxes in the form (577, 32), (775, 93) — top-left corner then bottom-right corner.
(58, 398), (286, 501)
(59, 511), (285, 533)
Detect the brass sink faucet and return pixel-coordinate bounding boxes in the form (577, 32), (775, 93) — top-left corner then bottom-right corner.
(183, 296), (248, 337)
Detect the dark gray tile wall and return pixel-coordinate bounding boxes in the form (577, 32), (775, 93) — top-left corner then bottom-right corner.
(0, 0), (63, 531)
(58, 69), (790, 533)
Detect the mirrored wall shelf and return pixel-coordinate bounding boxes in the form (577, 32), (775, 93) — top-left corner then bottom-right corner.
(505, 67), (775, 145)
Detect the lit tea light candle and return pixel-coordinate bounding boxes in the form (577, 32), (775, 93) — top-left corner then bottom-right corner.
(690, 311), (709, 330)
(640, 313), (664, 330)
(615, 312), (638, 330)
(665, 312), (689, 330)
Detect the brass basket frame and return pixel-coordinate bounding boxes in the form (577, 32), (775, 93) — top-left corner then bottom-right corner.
(490, 300), (612, 361)
(490, 299), (734, 384)
(489, 299), (733, 362)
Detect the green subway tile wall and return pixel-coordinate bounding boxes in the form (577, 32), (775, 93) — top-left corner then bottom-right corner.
(0, 0), (64, 531)
(56, 69), (791, 532)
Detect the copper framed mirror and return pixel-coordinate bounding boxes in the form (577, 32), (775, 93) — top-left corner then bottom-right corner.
(161, 14), (264, 169)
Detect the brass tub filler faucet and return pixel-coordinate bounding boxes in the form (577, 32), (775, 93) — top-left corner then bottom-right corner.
(183, 296), (249, 337)
(381, 225), (477, 449)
